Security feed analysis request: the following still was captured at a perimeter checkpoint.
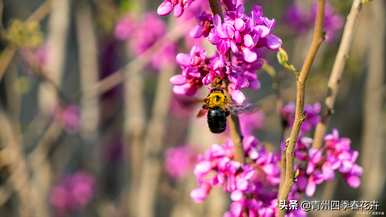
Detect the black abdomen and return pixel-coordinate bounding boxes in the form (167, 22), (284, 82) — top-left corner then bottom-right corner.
(207, 108), (227, 133)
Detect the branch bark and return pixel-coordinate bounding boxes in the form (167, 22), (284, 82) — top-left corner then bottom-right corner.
(277, 0), (325, 216)
(136, 65), (174, 217)
(312, 0), (365, 149)
(76, 3), (100, 144)
(38, 0), (70, 114)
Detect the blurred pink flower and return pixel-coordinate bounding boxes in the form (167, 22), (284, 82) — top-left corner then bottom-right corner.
(285, 1), (344, 42)
(114, 13), (176, 71)
(157, 0), (196, 17)
(50, 171), (95, 214)
(114, 15), (135, 41)
(54, 105), (80, 133)
(165, 145), (197, 179)
(280, 102), (321, 134)
(239, 110), (265, 136)
(169, 94), (196, 118)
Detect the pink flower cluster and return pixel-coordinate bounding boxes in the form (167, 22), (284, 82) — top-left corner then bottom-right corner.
(169, 3), (282, 104)
(294, 130), (362, 197)
(191, 136), (295, 216)
(50, 172), (95, 214)
(191, 131), (362, 216)
(114, 13), (176, 70)
(285, 1), (343, 42)
(157, 0), (195, 17)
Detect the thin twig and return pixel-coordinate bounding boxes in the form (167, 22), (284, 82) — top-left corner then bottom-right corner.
(278, 0), (325, 216)
(312, 0), (365, 149)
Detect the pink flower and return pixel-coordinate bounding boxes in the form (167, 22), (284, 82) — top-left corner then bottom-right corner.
(50, 171), (95, 214)
(157, 0), (196, 17)
(324, 129), (363, 187)
(280, 102), (321, 134)
(115, 13), (176, 71)
(285, 1), (343, 42)
(114, 16), (135, 41)
(170, 45), (209, 96)
(165, 145), (197, 179)
(54, 105), (80, 133)
(239, 110), (265, 136)
(208, 6), (282, 63)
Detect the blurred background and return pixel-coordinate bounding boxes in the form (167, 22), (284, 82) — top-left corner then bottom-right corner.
(0, 0), (384, 217)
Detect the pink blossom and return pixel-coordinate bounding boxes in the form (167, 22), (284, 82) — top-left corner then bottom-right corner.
(280, 102), (321, 134)
(285, 1), (344, 42)
(157, 0), (195, 17)
(50, 171), (95, 214)
(165, 145), (197, 179)
(114, 13), (176, 70)
(54, 105), (80, 133)
(114, 16), (135, 41)
(239, 110), (265, 136)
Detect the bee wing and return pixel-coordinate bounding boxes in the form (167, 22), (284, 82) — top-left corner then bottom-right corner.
(229, 102), (260, 114)
(196, 108), (207, 118)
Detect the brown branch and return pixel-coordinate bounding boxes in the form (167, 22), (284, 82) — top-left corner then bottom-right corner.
(136, 65), (175, 217)
(38, 0), (70, 114)
(76, 3), (100, 142)
(209, 0), (223, 18)
(124, 43), (146, 217)
(277, 0), (325, 216)
(312, 0), (365, 149)
(228, 114), (245, 163)
(0, 113), (34, 217)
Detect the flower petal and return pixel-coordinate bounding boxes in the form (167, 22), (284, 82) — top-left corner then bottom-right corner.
(266, 34), (282, 50)
(157, 1), (173, 16)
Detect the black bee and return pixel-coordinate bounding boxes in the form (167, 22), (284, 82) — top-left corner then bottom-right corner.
(196, 87), (259, 133)
(207, 107), (229, 133)
(197, 88), (231, 134)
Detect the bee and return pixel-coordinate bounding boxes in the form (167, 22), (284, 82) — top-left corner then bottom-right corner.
(199, 88), (231, 133)
(196, 87), (261, 134)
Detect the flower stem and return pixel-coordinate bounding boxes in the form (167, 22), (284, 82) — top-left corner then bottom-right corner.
(228, 114), (245, 163)
(208, 0), (223, 18)
(277, 0), (326, 216)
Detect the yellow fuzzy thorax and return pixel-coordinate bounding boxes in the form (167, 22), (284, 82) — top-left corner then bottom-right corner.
(205, 90), (229, 110)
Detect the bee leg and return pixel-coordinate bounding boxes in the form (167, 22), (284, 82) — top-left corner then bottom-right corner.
(225, 110), (230, 117)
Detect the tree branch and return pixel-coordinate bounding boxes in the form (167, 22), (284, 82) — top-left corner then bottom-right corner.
(278, 0), (325, 216)
(312, 0), (365, 148)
